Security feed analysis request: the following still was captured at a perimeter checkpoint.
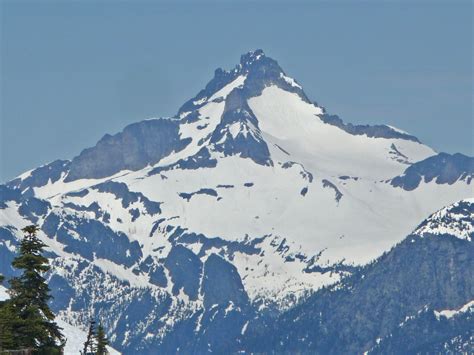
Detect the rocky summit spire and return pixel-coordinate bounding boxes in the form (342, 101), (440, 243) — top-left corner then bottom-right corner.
(178, 49), (309, 116)
(239, 49), (266, 68)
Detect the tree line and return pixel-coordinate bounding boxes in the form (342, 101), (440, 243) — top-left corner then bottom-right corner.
(0, 226), (109, 355)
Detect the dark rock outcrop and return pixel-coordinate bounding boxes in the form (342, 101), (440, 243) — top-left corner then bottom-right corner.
(391, 152), (474, 190)
(201, 254), (249, 309)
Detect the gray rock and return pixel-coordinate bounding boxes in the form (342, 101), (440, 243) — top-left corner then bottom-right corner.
(65, 119), (190, 181)
(201, 254), (249, 309)
(391, 152), (474, 190)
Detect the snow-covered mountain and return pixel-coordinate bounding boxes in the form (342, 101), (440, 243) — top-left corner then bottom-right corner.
(1, 49), (472, 353)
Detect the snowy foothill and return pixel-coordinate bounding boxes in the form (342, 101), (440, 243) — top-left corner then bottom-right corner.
(413, 198), (474, 241)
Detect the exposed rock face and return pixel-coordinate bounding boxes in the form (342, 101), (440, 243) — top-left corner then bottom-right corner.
(320, 113), (421, 142)
(164, 245), (202, 300)
(210, 88), (272, 166)
(391, 152), (474, 190)
(65, 119), (190, 181)
(202, 254), (249, 309)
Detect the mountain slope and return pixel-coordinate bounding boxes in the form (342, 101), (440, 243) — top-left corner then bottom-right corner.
(244, 199), (474, 354)
(368, 300), (474, 354)
(1, 50), (473, 353)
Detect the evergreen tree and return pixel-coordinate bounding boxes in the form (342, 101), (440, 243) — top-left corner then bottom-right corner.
(0, 273), (18, 351)
(8, 225), (64, 354)
(82, 318), (97, 355)
(0, 301), (19, 351)
(96, 322), (109, 355)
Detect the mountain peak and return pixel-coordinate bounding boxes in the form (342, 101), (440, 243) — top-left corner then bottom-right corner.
(178, 49), (307, 114)
(237, 49), (285, 79)
(213, 49), (271, 77)
(12, 49), (434, 185)
(239, 49), (266, 67)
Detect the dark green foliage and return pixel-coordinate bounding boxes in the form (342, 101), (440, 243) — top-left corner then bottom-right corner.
(7, 225), (64, 353)
(369, 305), (474, 354)
(81, 319), (109, 355)
(0, 301), (20, 351)
(82, 319), (97, 355)
(96, 323), (109, 355)
(0, 273), (18, 351)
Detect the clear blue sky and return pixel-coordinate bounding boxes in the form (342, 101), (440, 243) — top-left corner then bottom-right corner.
(1, 0), (472, 182)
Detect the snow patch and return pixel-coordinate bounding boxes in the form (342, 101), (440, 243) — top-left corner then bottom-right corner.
(0, 285), (9, 301)
(280, 72), (302, 89)
(209, 75), (246, 101)
(434, 300), (474, 320)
